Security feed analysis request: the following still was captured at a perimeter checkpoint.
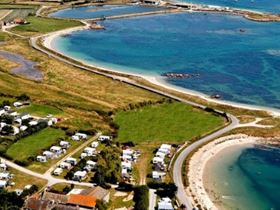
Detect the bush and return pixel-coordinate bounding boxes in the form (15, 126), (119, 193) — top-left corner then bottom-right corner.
(116, 182), (133, 192)
(133, 186), (149, 210)
(14, 160), (29, 167)
(16, 94), (30, 101)
(147, 182), (177, 198)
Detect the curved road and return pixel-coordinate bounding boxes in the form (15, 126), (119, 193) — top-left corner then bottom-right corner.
(30, 34), (240, 209)
(173, 114), (239, 209)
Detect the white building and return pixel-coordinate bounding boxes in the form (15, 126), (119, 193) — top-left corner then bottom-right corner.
(29, 120), (38, 126)
(13, 102), (23, 107)
(73, 171), (87, 181)
(156, 151), (166, 159)
(121, 161), (132, 170)
(80, 152), (88, 159)
(98, 135), (111, 142)
(59, 162), (72, 170)
(0, 180), (7, 188)
(0, 109), (6, 116)
(60, 141), (70, 149)
(0, 172), (10, 180)
(65, 157), (77, 166)
(71, 135), (80, 141)
(91, 141), (99, 148)
(76, 133), (87, 140)
(85, 160), (96, 171)
(43, 151), (55, 159)
(36, 155), (47, 163)
(20, 125), (28, 131)
(83, 147), (96, 156)
(53, 168), (63, 176)
(0, 163), (7, 171)
(152, 157), (164, 164)
(50, 146), (63, 155)
(152, 171), (166, 180)
(158, 197), (174, 210)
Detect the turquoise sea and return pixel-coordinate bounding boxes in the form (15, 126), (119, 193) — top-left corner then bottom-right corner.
(52, 12), (280, 109)
(182, 0), (280, 14)
(49, 5), (163, 19)
(204, 144), (280, 210)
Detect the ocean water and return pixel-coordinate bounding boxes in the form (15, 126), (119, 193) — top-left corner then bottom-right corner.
(182, 0), (280, 14)
(52, 12), (280, 109)
(49, 5), (163, 19)
(204, 144), (280, 210)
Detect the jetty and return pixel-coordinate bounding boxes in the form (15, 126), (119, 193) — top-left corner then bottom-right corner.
(162, 72), (200, 79)
(85, 8), (184, 22)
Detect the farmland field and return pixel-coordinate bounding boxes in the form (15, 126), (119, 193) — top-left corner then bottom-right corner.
(114, 102), (225, 144)
(6, 127), (65, 161)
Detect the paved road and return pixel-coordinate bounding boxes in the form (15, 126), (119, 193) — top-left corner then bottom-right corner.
(172, 114), (239, 209)
(30, 34), (240, 209)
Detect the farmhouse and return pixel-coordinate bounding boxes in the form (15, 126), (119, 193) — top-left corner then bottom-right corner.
(80, 186), (110, 203)
(67, 194), (96, 209)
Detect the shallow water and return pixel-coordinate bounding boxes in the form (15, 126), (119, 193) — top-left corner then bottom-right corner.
(52, 12), (280, 109)
(49, 5), (163, 19)
(0, 50), (43, 81)
(182, 0), (280, 14)
(204, 144), (280, 210)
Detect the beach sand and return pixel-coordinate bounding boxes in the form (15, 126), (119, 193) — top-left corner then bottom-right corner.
(186, 134), (276, 210)
(40, 20), (280, 117)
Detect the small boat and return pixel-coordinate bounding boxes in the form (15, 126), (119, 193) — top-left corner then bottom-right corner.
(240, 29), (246, 32)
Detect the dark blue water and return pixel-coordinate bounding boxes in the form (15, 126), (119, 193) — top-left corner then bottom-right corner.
(183, 0), (280, 14)
(52, 12), (280, 109)
(49, 5), (163, 19)
(205, 144), (280, 210)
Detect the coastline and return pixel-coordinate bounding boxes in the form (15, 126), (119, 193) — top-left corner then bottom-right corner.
(41, 25), (280, 117)
(187, 134), (274, 210)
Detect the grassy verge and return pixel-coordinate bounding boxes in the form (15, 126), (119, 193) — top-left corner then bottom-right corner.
(6, 127), (65, 161)
(8, 168), (47, 191)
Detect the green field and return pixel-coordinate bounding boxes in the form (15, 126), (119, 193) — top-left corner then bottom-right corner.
(114, 102), (225, 144)
(6, 127), (65, 161)
(12, 16), (82, 35)
(17, 103), (63, 117)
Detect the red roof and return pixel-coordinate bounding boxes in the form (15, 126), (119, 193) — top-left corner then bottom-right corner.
(67, 194), (96, 208)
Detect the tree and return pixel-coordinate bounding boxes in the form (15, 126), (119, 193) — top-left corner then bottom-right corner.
(133, 186), (149, 210)
(1, 125), (14, 135)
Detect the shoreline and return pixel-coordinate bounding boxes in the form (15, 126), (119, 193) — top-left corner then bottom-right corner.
(41, 25), (280, 117)
(187, 134), (275, 209)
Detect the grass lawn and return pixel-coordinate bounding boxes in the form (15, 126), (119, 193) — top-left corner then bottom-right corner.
(8, 168), (47, 191)
(6, 127), (65, 161)
(17, 103), (63, 117)
(11, 16), (82, 36)
(27, 138), (87, 173)
(114, 102), (225, 144)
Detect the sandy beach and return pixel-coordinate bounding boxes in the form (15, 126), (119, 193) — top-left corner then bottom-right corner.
(41, 20), (280, 117)
(186, 134), (276, 210)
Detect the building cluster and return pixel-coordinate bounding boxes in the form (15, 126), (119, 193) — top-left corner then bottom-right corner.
(152, 144), (172, 181)
(121, 147), (140, 182)
(53, 139), (99, 182)
(0, 160), (12, 189)
(0, 102), (58, 136)
(24, 186), (110, 210)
